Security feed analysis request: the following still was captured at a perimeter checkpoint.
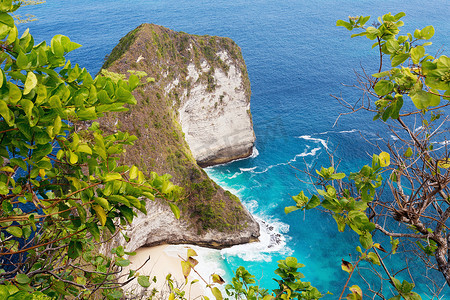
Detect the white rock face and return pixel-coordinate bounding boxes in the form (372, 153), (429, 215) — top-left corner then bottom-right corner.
(100, 198), (260, 254)
(167, 50), (255, 166)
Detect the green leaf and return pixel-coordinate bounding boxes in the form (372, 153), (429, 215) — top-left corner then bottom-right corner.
(187, 248), (197, 258)
(367, 252), (380, 265)
(212, 273), (225, 284)
(285, 257), (298, 268)
(51, 35), (64, 57)
(10, 158), (26, 171)
(305, 195), (320, 209)
(333, 214), (346, 232)
(77, 144), (92, 154)
(69, 151), (78, 164)
(292, 191), (308, 207)
(421, 25), (435, 40)
(76, 276), (87, 286)
(181, 261), (191, 279)
(108, 195), (130, 207)
(336, 20), (353, 31)
(15, 274), (30, 284)
(391, 276), (402, 290)
(372, 71), (390, 78)
(60, 35), (81, 53)
(169, 203), (180, 219)
(116, 87), (135, 104)
(0, 11), (14, 28)
(53, 115), (62, 135)
(8, 82), (22, 105)
(211, 287), (223, 300)
(374, 80), (394, 96)
(115, 257), (130, 267)
(104, 173), (122, 182)
(16, 51), (28, 69)
(0, 181), (9, 195)
(118, 205), (134, 223)
(410, 46), (425, 64)
(86, 222), (100, 242)
(359, 233), (373, 249)
(129, 165), (138, 180)
(391, 53), (410, 67)
(23, 72), (37, 95)
(0, 285), (9, 298)
(93, 205), (107, 226)
(400, 279), (415, 294)
(349, 285), (362, 299)
(94, 197), (110, 209)
(33, 143), (52, 160)
(330, 172), (346, 179)
(410, 90), (439, 109)
(0, 69), (3, 89)
(0, 100), (14, 126)
(138, 275), (151, 288)
(386, 39), (400, 53)
(77, 107), (97, 120)
(19, 99), (34, 125)
(6, 226), (22, 238)
(68, 240), (83, 259)
(284, 206), (299, 214)
(129, 74), (140, 90)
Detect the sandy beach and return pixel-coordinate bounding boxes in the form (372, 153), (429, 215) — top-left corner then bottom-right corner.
(122, 244), (220, 299)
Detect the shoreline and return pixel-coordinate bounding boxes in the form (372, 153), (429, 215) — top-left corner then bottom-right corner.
(123, 244), (221, 299)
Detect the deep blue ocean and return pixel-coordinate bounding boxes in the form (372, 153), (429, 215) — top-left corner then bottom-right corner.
(18, 0), (450, 298)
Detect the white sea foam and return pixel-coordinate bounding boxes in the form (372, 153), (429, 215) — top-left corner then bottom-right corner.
(240, 166), (257, 172)
(225, 166), (258, 179)
(297, 135), (329, 151)
(220, 216), (292, 262)
(252, 162), (285, 174)
(245, 200), (259, 213)
(318, 129), (358, 135)
(250, 146), (259, 158)
(338, 129), (358, 134)
(228, 172), (241, 179)
(289, 147), (322, 163)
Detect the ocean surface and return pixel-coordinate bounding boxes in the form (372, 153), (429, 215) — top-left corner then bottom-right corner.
(18, 0), (450, 298)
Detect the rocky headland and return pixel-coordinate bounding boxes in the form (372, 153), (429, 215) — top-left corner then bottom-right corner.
(99, 24), (259, 252)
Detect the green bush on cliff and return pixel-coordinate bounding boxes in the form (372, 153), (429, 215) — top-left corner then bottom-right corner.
(0, 2), (181, 298)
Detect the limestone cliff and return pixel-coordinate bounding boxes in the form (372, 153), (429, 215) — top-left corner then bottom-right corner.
(173, 46), (255, 167)
(99, 24), (259, 250)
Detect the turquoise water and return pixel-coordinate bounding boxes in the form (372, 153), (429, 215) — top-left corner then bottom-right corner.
(18, 0), (450, 297)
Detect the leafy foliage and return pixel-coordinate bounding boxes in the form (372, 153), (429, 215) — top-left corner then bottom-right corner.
(0, 2), (181, 298)
(175, 249), (323, 300)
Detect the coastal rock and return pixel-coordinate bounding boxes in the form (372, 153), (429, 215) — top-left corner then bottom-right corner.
(101, 198), (259, 254)
(99, 24), (259, 250)
(105, 23), (255, 167)
(174, 49), (255, 167)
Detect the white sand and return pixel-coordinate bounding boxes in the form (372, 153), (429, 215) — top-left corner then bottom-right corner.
(122, 244), (217, 299)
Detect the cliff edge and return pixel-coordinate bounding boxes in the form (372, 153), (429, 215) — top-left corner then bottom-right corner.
(99, 24), (259, 251)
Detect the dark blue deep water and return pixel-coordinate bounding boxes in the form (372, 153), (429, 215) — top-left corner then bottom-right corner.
(18, 0), (450, 298)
